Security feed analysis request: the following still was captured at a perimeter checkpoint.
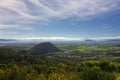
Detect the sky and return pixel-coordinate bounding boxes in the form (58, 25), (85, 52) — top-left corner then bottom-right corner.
(0, 0), (120, 41)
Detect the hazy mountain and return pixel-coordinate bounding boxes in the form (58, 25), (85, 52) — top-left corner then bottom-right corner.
(0, 39), (17, 41)
(85, 39), (95, 42)
(106, 39), (120, 42)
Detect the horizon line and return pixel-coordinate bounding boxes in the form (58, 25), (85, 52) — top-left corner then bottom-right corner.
(0, 36), (120, 41)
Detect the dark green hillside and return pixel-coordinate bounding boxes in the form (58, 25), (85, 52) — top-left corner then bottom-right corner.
(31, 42), (61, 55)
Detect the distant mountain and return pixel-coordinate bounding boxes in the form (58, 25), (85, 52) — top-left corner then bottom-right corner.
(106, 39), (120, 42)
(31, 42), (61, 55)
(84, 39), (95, 42)
(84, 39), (120, 43)
(0, 39), (17, 41)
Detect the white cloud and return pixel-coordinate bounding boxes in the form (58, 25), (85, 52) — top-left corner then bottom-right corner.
(0, 29), (19, 39)
(13, 36), (120, 41)
(18, 37), (82, 41)
(0, 0), (119, 23)
(0, 24), (32, 30)
(104, 26), (112, 30)
(0, 0), (120, 39)
(0, 31), (19, 35)
(0, 0), (37, 19)
(103, 24), (112, 30)
(29, 0), (120, 20)
(90, 36), (120, 40)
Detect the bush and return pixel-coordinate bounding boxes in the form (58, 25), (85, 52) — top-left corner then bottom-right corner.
(99, 59), (117, 72)
(80, 67), (116, 80)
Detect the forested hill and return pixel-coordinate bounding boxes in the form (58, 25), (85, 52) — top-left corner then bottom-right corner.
(31, 42), (61, 55)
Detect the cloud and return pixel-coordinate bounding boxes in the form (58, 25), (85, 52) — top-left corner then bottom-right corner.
(89, 36), (120, 40)
(18, 37), (82, 41)
(0, 31), (19, 35)
(0, 0), (37, 19)
(103, 24), (112, 30)
(29, 0), (120, 20)
(0, 0), (120, 39)
(13, 36), (120, 41)
(0, 0), (119, 24)
(0, 24), (32, 38)
(0, 29), (19, 39)
(104, 26), (112, 30)
(0, 24), (32, 30)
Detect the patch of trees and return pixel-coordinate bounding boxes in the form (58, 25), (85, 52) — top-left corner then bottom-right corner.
(0, 47), (120, 80)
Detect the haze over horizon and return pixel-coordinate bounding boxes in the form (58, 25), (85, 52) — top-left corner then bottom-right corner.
(0, 0), (120, 41)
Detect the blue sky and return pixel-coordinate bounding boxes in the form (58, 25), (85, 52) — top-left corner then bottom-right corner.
(0, 0), (120, 40)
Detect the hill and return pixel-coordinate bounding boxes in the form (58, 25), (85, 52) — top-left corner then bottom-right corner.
(31, 42), (61, 55)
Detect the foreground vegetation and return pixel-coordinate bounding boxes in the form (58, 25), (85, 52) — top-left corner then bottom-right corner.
(0, 42), (120, 80)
